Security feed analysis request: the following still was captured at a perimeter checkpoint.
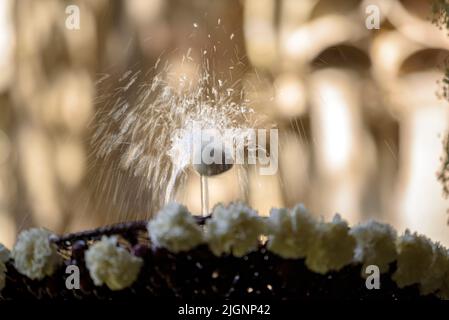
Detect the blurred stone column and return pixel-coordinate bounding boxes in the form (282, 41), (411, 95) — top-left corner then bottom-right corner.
(0, 0), (16, 247)
(389, 68), (449, 242)
(371, 1), (449, 244)
(309, 69), (373, 221)
(11, 0), (109, 233)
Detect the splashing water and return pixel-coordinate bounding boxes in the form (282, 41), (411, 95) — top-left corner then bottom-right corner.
(90, 48), (265, 219)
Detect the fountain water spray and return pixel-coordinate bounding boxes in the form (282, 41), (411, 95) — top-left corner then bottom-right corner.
(91, 46), (266, 218)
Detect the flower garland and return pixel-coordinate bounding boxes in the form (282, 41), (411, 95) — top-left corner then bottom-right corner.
(0, 202), (448, 298)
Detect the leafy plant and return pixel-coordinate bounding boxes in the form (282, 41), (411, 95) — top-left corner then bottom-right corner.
(437, 135), (449, 199)
(432, 0), (449, 33)
(433, 1), (449, 200)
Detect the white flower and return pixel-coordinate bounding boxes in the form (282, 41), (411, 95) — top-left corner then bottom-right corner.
(85, 236), (143, 291)
(392, 230), (433, 288)
(419, 242), (449, 295)
(349, 220), (397, 275)
(0, 244), (10, 292)
(266, 204), (317, 259)
(147, 202), (204, 253)
(306, 214), (356, 274)
(11, 228), (61, 280)
(206, 202), (265, 257)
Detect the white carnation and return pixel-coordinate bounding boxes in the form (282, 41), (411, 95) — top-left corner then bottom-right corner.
(85, 236), (143, 291)
(419, 242), (449, 295)
(147, 202), (204, 253)
(0, 244), (9, 292)
(206, 202), (265, 257)
(393, 230), (433, 288)
(11, 228), (61, 280)
(266, 204), (317, 259)
(306, 214), (356, 274)
(350, 220), (397, 275)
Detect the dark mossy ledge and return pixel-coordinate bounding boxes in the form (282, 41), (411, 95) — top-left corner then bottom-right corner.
(0, 218), (441, 300)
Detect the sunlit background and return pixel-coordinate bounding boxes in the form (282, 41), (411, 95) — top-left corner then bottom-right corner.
(1, 0), (449, 248)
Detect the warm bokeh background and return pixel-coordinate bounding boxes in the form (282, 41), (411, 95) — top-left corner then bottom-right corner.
(1, 0), (449, 248)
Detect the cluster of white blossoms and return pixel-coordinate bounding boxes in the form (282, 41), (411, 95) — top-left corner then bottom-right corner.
(350, 220), (397, 275)
(266, 204), (316, 259)
(149, 202), (449, 297)
(392, 230), (447, 294)
(11, 228), (61, 280)
(265, 206), (357, 274)
(205, 202), (266, 257)
(421, 242), (449, 295)
(147, 202), (204, 253)
(0, 202), (448, 297)
(305, 214), (356, 274)
(149, 202), (266, 257)
(85, 236), (143, 291)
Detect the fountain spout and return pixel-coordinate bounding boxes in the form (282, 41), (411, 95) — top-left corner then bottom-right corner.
(193, 141), (234, 216)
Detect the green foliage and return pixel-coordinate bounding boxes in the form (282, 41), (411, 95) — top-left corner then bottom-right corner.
(432, 0), (449, 32)
(437, 135), (449, 199)
(432, 2), (449, 200)
(432, 1), (449, 103)
(437, 63), (449, 102)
